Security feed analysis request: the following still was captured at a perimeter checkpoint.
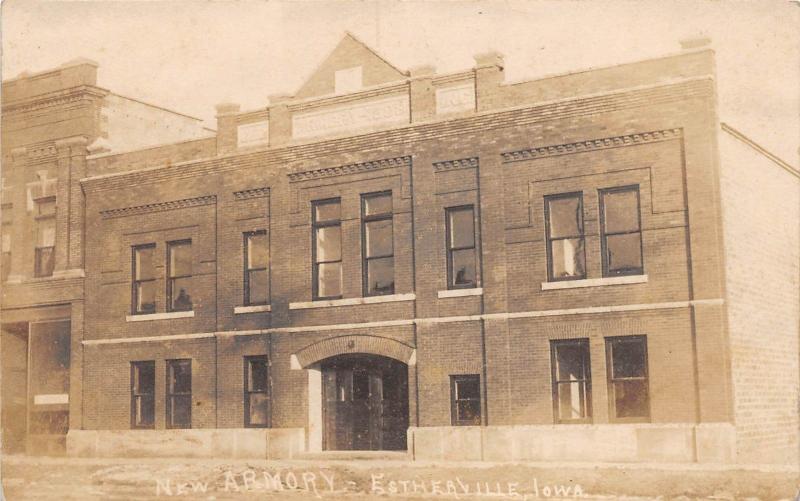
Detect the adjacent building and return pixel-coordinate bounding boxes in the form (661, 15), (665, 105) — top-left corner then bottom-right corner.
(2, 35), (798, 465)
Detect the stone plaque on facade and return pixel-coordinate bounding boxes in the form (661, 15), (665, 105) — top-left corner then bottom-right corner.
(292, 94), (410, 140)
(436, 82), (475, 115)
(237, 121), (269, 148)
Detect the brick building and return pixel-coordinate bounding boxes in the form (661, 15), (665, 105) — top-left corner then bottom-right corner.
(2, 35), (798, 465)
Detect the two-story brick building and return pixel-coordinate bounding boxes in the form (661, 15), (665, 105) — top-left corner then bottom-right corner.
(2, 35), (798, 465)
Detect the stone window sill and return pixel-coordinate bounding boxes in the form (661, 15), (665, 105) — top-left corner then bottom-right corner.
(437, 288), (483, 298)
(125, 310), (194, 322)
(234, 304), (272, 314)
(289, 293), (415, 310)
(541, 274), (648, 291)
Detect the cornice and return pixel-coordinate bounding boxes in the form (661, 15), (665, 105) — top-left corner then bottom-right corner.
(100, 194), (216, 219)
(288, 156), (412, 183)
(501, 128), (683, 163)
(233, 187), (270, 200)
(2, 85), (108, 114)
(433, 157), (479, 172)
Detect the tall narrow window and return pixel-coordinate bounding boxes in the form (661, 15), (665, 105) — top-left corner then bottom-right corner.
(166, 359), (192, 429)
(244, 356), (270, 427)
(132, 244), (156, 314)
(167, 240), (192, 312)
(450, 374), (481, 426)
(34, 197), (56, 278)
(361, 192), (394, 296)
(244, 231), (269, 305)
(606, 336), (650, 421)
(600, 186), (643, 276)
(312, 199), (342, 300)
(2, 234), (11, 282)
(544, 193), (586, 281)
(550, 339), (592, 423)
(446, 206), (477, 289)
(130, 361), (155, 429)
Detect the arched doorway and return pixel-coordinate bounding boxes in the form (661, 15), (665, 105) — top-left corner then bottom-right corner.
(320, 354), (409, 451)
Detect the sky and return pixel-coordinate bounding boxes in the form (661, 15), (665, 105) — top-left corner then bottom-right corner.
(2, 0), (798, 164)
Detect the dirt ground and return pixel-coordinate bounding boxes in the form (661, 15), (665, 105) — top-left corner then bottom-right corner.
(1, 455), (798, 501)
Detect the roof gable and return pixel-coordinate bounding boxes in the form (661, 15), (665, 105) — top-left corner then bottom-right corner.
(294, 33), (406, 99)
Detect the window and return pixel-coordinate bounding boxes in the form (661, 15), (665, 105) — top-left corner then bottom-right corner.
(167, 240), (192, 312)
(600, 186), (643, 276)
(550, 339), (592, 423)
(445, 206), (477, 289)
(450, 374), (481, 426)
(244, 231), (269, 305)
(244, 356), (270, 427)
(544, 193), (586, 281)
(166, 359), (192, 429)
(1, 203), (13, 225)
(312, 199), (342, 300)
(606, 336), (650, 421)
(34, 197), (56, 278)
(132, 244), (156, 314)
(2, 234), (11, 282)
(361, 192), (394, 296)
(130, 361), (155, 429)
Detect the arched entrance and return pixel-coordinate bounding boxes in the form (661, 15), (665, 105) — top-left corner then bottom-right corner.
(320, 354), (408, 451)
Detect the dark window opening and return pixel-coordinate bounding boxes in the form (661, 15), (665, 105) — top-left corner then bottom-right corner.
(244, 356), (270, 427)
(446, 206), (477, 289)
(361, 192), (394, 296)
(606, 336), (650, 421)
(131, 361), (155, 429)
(600, 185), (644, 276)
(544, 193), (586, 281)
(166, 359), (192, 428)
(34, 198), (56, 278)
(2, 234), (11, 282)
(312, 199), (342, 300)
(167, 240), (192, 312)
(550, 339), (592, 423)
(450, 374), (481, 426)
(132, 244), (156, 314)
(244, 231), (269, 305)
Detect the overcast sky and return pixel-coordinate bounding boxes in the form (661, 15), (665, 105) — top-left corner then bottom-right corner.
(2, 0), (798, 163)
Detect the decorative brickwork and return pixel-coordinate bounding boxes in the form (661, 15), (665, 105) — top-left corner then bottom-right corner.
(233, 187), (269, 200)
(432, 157), (478, 172)
(99, 195), (216, 219)
(293, 335), (415, 368)
(287, 156), (412, 182)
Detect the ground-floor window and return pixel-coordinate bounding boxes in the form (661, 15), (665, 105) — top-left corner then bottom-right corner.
(606, 336), (650, 421)
(130, 361), (155, 429)
(166, 359), (192, 428)
(550, 339), (592, 423)
(450, 374), (481, 426)
(244, 355), (270, 427)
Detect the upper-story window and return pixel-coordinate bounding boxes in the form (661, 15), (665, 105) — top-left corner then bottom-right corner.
(550, 339), (592, 423)
(361, 192), (394, 296)
(599, 185), (643, 277)
(606, 335), (650, 421)
(312, 199), (342, 300)
(244, 231), (269, 306)
(445, 206), (478, 289)
(132, 244), (156, 314)
(544, 193), (586, 281)
(34, 197), (56, 278)
(167, 240), (193, 312)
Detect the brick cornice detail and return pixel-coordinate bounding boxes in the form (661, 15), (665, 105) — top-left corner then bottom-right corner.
(294, 334), (415, 368)
(233, 187), (270, 200)
(2, 85), (108, 114)
(502, 128), (683, 163)
(100, 195), (216, 219)
(288, 156), (411, 183)
(433, 157), (478, 172)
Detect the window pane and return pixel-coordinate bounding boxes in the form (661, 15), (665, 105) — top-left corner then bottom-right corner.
(37, 219), (55, 247)
(603, 189), (640, 233)
(367, 257), (394, 295)
(247, 269), (269, 305)
(136, 281), (156, 313)
(170, 277), (193, 311)
(365, 219), (393, 258)
(134, 363), (155, 393)
(613, 380), (649, 418)
(455, 377), (480, 400)
(555, 343), (587, 381)
(248, 393), (269, 426)
(169, 242), (192, 277)
(315, 226), (341, 262)
(135, 247), (155, 280)
(247, 233), (268, 269)
(314, 201), (341, 223)
(169, 361), (192, 393)
(364, 193), (392, 217)
(549, 238), (585, 279)
(451, 248), (476, 286)
(448, 208), (475, 248)
(612, 340), (647, 378)
(35, 247), (55, 277)
(547, 196), (582, 238)
(248, 358), (269, 392)
(169, 395), (192, 428)
(606, 233), (642, 273)
(135, 395), (155, 427)
(456, 400), (481, 424)
(557, 381), (587, 420)
(317, 262), (342, 297)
